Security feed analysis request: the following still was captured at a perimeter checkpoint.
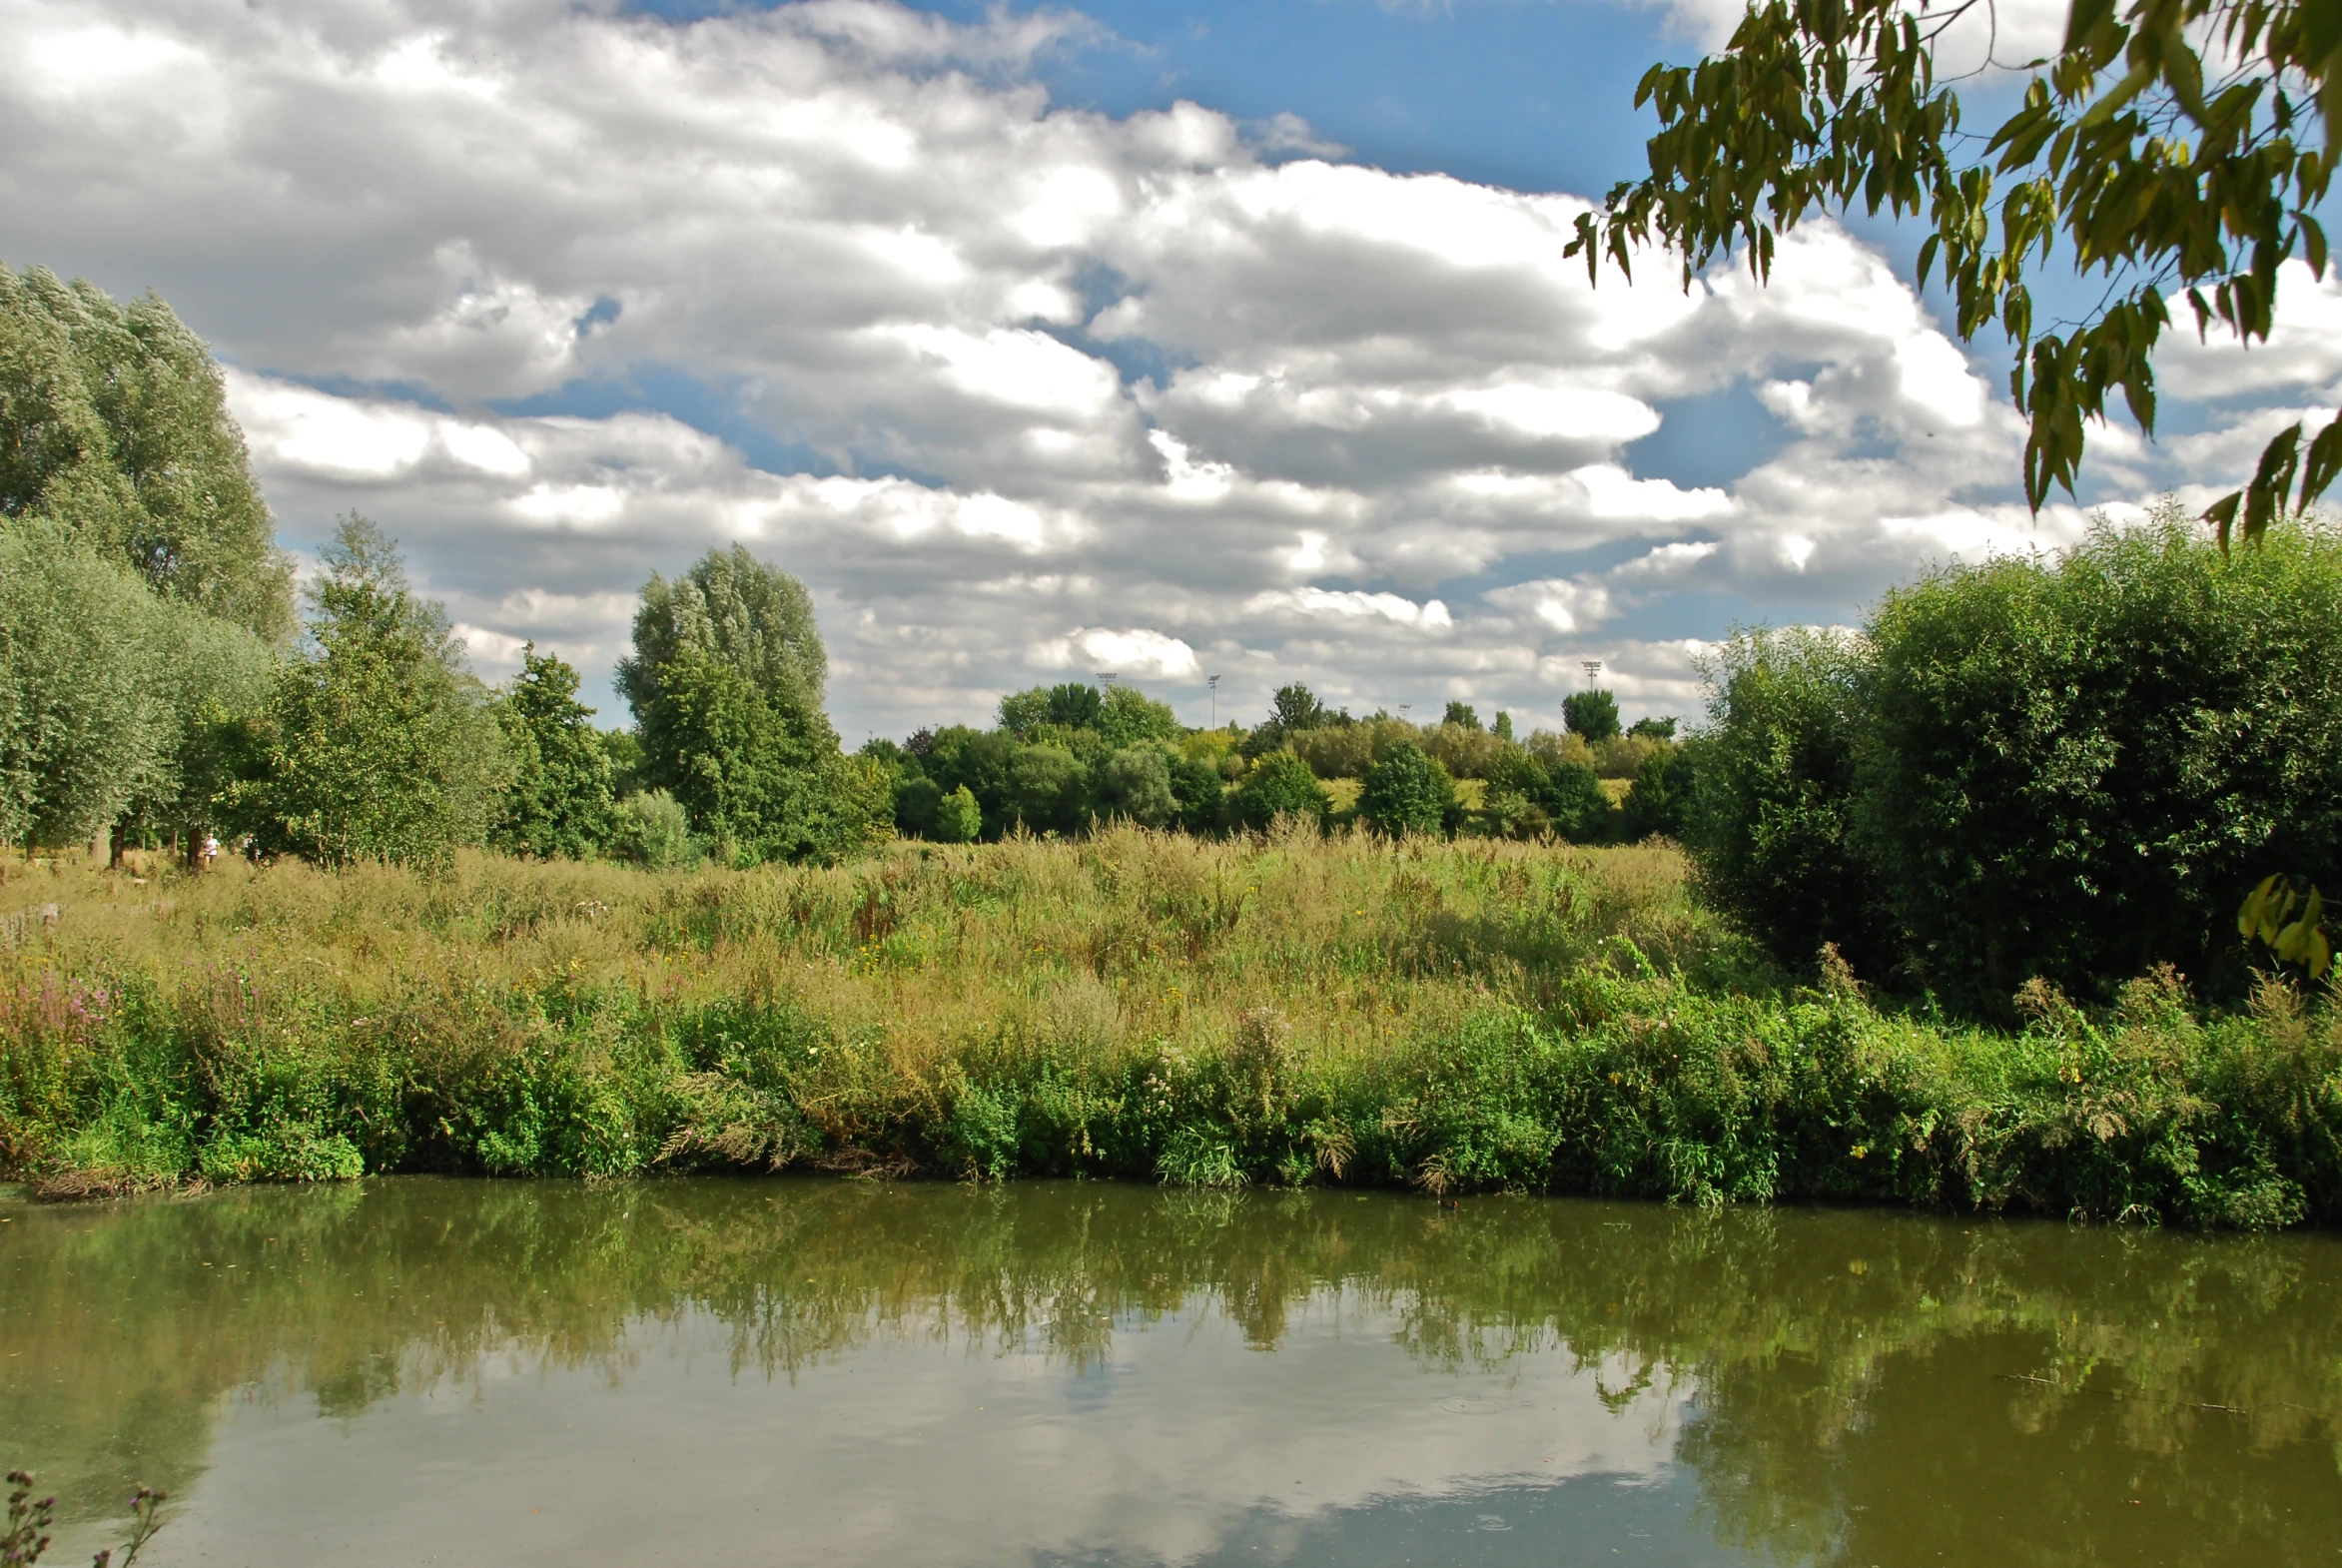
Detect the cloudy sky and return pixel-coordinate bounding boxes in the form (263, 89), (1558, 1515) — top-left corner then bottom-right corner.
(7, 0), (2338, 740)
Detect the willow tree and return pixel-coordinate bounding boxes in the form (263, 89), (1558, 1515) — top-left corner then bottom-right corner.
(0, 264), (292, 637)
(1571, 0), (2338, 545)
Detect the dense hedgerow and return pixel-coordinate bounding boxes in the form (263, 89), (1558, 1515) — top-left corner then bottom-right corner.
(3, 834), (2337, 1226)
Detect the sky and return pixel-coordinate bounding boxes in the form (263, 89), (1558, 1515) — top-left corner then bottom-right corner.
(6, 0), (2340, 742)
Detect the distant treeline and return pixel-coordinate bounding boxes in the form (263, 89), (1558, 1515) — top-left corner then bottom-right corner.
(862, 682), (1683, 846)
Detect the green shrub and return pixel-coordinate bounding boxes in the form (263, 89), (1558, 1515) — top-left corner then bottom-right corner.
(1685, 626), (1887, 979)
(1096, 745), (1178, 828)
(1229, 752), (1327, 831)
(1859, 517), (2342, 1001)
(1358, 742), (1456, 837)
(932, 785), (983, 844)
(1620, 744), (1691, 842)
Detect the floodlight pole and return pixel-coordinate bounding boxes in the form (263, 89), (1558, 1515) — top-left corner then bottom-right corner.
(1207, 673), (1219, 726)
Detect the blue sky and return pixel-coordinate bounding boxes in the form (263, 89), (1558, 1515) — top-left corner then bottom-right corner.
(6, 0), (2334, 739)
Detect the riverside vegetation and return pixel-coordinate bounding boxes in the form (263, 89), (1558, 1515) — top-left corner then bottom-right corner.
(3, 828), (2337, 1227)
(6, 267), (2342, 1227)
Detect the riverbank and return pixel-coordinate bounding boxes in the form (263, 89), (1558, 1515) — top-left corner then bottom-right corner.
(2, 830), (2336, 1225)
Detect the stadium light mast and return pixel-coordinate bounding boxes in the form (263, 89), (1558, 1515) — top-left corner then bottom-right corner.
(1581, 659), (1603, 684)
(1207, 673), (1219, 726)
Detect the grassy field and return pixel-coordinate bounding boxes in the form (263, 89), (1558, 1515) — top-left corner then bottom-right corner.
(2, 828), (2338, 1224)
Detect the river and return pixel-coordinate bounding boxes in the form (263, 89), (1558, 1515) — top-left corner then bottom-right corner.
(1, 1178), (2334, 1565)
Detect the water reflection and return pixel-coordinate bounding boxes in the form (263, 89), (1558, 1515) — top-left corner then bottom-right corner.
(0, 1179), (2334, 1566)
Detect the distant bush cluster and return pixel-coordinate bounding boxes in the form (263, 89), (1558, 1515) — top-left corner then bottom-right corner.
(1680, 510), (2342, 1008)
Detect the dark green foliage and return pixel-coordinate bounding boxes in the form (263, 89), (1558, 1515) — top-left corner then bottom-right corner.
(1493, 710), (1514, 741)
(491, 647), (616, 860)
(637, 650), (881, 865)
(1270, 683), (1328, 732)
(999, 682), (1103, 736)
(1629, 715), (1678, 740)
(1541, 762), (1613, 845)
(892, 775), (944, 838)
(619, 544), (825, 719)
(1859, 519), (2342, 1001)
(1003, 744), (1088, 836)
(1358, 742), (1456, 838)
(1442, 701), (1481, 730)
(1620, 744), (1691, 842)
(1096, 686), (1180, 748)
(1167, 753), (1225, 834)
(1683, 628), (1885, 979)
(232, 518), (509, 867)
(1229, 752), (1327, 831)
(599, 728), (646, 797)
(0, 264), (291, 640)
(1563, 689), (1622, 743)
(1096, 745), (1177, 828)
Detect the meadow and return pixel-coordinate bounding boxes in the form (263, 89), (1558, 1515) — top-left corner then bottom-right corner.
(2, 828), (2338, 1226)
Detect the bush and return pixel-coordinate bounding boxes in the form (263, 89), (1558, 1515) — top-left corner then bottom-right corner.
(1358, 742), (1456, 838)
(932, 785), (983, 844)
(1859, 516), (2342, 1001)
(1620, 745), (1691, 842)
(1096, 746), (1177, 828)
(1230, 752), (1327, 831)
(1683, 627), (1886, 980)
(1005, 744), (1089, 835)
(614, 788), (699, 868)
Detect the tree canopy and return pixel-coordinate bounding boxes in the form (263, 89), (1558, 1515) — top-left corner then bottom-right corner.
(1571, 0), (2339, 545)
(619, 543), (827, 720)
(0, 263), (291, 638)
(234, 516), (510, 867)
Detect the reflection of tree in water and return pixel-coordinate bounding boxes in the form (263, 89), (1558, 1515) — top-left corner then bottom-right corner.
(3, 1181), (2338, 1563)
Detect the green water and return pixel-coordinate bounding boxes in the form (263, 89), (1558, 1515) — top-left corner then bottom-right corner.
(1, 1180), (2335, 1566)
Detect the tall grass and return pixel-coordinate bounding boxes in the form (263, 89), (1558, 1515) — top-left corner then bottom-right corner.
(2, 827), (2337, 1225)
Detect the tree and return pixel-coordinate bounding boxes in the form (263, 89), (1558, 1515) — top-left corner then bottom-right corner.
(122, 603), (274, 864)
(234, 516), (510, 866)
(1620, 744), (1694, 841)
(1097, 686), (1181, 748)
(1096, 744), (1179, 828)
(638, 649), (882, 865)
(1563, 689), (1622, 743)
(1629, 715), (1679, 740)
(1570, 0), (2340, 545)
(1167, 753), (1227, 834)
(1493, 710), (1515, 741)
(1358, 742), (1458, 838)
(0, 265), (291, 638)
(1004, 743), (1089, 835)
(999, 682), (1103, 736)
(1442, 701), (1482, 730)
(491, 645), (617, 860)
(619, 544), (826, 720)
(0, 532), (176, 849)
(1229, 751), (1329, 831)
(1270, 683), (1329, 732)
(932, 784), (983, 844)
